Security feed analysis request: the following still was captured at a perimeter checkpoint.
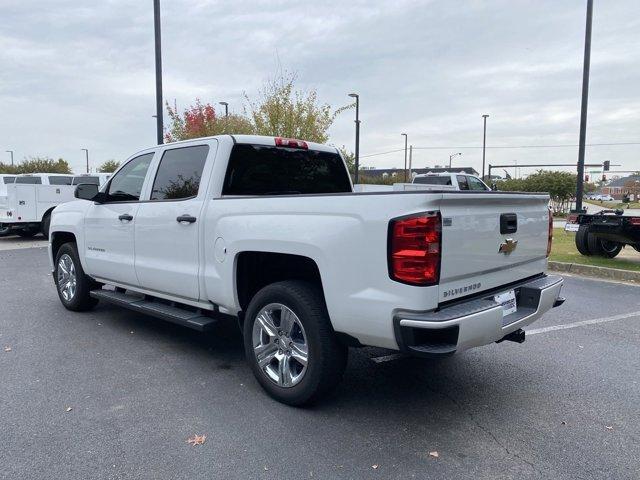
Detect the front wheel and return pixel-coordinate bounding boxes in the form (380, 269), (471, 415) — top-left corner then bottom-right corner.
(243, 281), (347, 406)
(54, 242), (99, 311)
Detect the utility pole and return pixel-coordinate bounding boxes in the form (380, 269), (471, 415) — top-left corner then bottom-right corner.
(348, 93), (360, 183)
(153, 0), (164, 145)
(401, 133), (408, 182)
(575, 0), (593, 213)
(81, 148), (89, 173)
(5, 150), (14, 166)
(481, 114), (489, 179)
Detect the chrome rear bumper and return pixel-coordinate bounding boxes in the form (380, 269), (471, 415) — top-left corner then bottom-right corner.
(394, 275), (564, 356)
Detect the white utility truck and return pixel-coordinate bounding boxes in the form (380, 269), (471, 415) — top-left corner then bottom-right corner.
(48, 135), (564, 405)
(0, 173), (109, 238)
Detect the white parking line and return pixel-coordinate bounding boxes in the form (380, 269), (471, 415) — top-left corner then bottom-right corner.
(527, 310), (640, 335)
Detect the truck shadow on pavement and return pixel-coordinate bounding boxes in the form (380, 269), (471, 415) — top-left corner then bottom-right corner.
(92, 301), (532, 415)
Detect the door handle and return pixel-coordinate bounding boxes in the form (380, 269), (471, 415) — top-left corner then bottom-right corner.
(176, 214), (196, 224)
(118, 214), (133, 222)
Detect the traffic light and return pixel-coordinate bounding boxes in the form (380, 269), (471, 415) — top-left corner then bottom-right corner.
(603, 160), (610, 171)
(585, 174), (589, 181)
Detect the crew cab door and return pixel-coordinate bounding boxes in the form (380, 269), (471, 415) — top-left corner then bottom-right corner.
(134, 142), (214, 300)
(83, 152), (155, 285)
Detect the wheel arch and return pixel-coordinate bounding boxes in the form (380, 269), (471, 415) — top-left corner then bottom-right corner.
(234, 251), (326, 326)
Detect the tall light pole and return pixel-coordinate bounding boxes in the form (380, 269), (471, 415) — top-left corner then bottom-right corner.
(449, 152), (462, 168)
(81, 149), (89, 173)
(575, 0), (593, 213)
(5, 150), (14, 166)
(153, 0), (164, 145)
(401, 133), (408, 182)
(481, 114), (489, 179)
(219, 101), (229, 117)
(348, 93), (360, 183)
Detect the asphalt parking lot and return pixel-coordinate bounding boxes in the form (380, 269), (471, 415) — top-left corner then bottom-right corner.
(1, 241), (639, 479)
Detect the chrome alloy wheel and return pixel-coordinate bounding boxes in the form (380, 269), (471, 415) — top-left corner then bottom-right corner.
(252, 303), (309, 388)
(57, 254), (77, 301)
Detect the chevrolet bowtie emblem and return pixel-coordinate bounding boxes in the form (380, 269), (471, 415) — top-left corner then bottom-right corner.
(499, 238), (518, 255)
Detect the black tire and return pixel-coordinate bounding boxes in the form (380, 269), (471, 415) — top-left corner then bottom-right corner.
(586, 231), (604, 256)
(575, 225), (591, 255)
(41, 213), (51, 240)
(598, 240), (623, 258)
(16, 229), (37, 238)
(54, 242), (99, 311)
(243, 280), (348, 406)
(0, 226), (10, 237)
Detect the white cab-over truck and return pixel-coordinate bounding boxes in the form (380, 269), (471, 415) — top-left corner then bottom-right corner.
(1, 173), (109, 238)
(49, 135), (564, 405)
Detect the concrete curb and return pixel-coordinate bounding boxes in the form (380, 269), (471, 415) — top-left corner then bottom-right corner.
(548, 261), (640, 283)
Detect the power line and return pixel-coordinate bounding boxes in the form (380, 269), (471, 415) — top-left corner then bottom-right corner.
(360, 141), (640, 158)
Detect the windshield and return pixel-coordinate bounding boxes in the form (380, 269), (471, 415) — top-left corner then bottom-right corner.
(222, 144), (351, 195)
(413, 176), (452, 185)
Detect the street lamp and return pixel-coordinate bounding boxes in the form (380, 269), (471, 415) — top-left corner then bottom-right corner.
(449, 152), (462, 168)
(219, 101), (229, 117)
(481, 114), (489, 179)
(5, 150), (14, 166)
(348, 93), (360, 184)
(401, 133), (408, 182)
(81, 148), (89, 173)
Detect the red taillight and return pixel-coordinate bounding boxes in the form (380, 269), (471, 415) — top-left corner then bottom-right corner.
(547, 208), (553, 257)
(567, 214), (578, 224)
(388, 213), (441, 286)
(274, 137), (308, 149)
(630, 217), (640, 226)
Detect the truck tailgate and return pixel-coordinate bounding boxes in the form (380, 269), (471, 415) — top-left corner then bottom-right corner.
(438, 193), (550, 303)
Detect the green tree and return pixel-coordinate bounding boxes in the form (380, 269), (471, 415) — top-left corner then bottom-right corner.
(98, 160), (121, 173)
(0, 157), (72, 174)
(497, 170), (577, 213)
(246, 73), (351, 143)
(338, 147), (355, 174)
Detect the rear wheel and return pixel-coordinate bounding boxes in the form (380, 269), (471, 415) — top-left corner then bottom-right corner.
(0, 226), (10, 237)
(54, 242), (99, 311)
(243, 280), (347, 406)
(598, 240), (623, 258)
(575, 225), (591, 255)
(41, 213), (51, 240)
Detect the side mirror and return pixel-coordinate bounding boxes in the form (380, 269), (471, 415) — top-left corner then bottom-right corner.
(74, 183), (100, 201)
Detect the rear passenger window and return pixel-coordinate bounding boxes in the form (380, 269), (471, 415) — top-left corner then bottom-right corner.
(48, 176), (72, 185)
(3, 177), (15, 184)
(456, 175), (469, 190)
(15, 177), (42, 184)
(151, 145), (209, 200)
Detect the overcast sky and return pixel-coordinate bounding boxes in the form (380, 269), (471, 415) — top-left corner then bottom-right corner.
(1, 0), (639, 176)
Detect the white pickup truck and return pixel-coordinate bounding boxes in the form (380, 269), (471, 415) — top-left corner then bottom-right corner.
(49, 135), (564, 405)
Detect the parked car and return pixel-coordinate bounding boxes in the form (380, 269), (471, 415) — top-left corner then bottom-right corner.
(589, 194), (614, 202)
(49, 135), (564, 405)
(0, 173), (109, 239)
(412, 172), (491, 191)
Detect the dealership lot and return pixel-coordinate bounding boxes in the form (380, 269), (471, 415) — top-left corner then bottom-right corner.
(1, 244), (639, 480)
